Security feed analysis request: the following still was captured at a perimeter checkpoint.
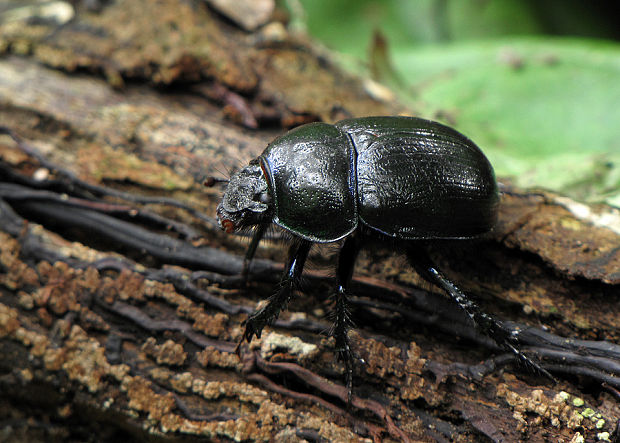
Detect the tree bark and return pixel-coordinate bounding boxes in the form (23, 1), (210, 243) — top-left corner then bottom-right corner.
(0, 1), (618, 442)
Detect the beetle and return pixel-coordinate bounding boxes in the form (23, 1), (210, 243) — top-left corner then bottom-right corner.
(216, 116), (551, 398)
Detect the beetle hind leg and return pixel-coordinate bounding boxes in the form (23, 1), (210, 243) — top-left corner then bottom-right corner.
(241, 239), (312, 344)
(406, 244), (555, 382)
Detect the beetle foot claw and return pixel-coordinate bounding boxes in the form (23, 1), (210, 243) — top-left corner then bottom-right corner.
(234, 339), (245, 356)
(242, 316), (265, 342)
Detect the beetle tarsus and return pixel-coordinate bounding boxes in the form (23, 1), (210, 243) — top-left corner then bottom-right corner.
(340, 340), (354, 407)
(241, 240), (311, 342)
(331, 287), (355, 406)
(506, 342), (556, 382)
(329, 295), (354, 405)
(407, 245), (553, 381)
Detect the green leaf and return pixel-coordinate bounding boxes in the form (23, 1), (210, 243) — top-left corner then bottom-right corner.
(393, 38), (620, 204)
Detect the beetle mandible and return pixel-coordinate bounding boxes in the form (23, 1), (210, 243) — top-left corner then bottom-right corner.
(216, 116), (551, 398)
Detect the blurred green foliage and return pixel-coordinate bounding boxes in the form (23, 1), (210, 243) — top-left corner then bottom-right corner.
(293, 0), (620, 206)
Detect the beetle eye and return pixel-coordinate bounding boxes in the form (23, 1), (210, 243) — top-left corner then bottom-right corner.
(258, 192), (271, 204)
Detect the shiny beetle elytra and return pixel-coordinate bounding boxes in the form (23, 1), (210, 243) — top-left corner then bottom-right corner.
(216, 116), (551, 398)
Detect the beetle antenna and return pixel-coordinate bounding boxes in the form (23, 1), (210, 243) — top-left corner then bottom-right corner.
(203, 176), (229, 187)
(203, 162), (233, 187)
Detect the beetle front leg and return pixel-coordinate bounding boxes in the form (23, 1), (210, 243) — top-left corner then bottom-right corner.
(407, 245), (555, 381)
(332, 234), (362, 404)
(242, 223), (268, 279)
(241, 239), (312, 343)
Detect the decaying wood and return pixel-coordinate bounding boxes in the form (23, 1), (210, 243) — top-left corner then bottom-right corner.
(0, 1), (619, 442)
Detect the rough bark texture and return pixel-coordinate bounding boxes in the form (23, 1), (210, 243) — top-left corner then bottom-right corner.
(0, 1), (619, 442)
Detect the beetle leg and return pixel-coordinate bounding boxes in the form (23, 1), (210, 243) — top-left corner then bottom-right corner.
(407, 245), (555, 382)
(242, 223), (268, 279)
(242, 239), (312, 343)
(332, 234), (362, 404)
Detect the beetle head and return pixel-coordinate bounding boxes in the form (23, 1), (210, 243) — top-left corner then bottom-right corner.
(217, 162), (271, 233)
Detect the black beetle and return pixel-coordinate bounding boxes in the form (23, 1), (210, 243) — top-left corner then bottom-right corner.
(217, 116), (551, 398)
